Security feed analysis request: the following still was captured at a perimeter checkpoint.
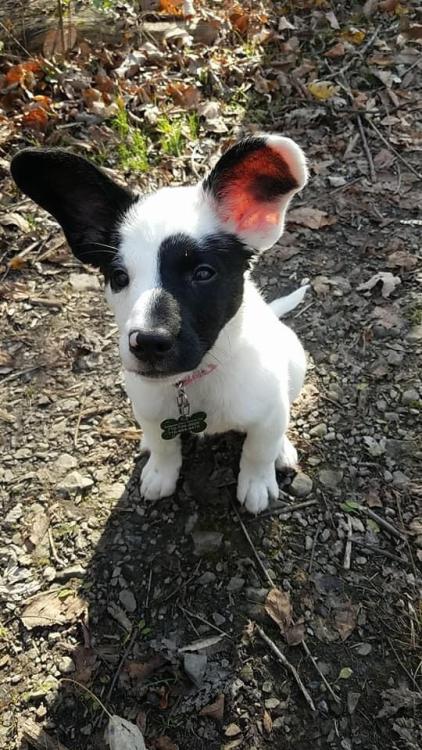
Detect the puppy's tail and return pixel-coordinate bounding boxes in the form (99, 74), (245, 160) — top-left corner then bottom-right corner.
(269, 285), (309, 318)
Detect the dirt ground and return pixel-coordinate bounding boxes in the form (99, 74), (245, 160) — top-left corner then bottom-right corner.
(1, 2), (421, 749)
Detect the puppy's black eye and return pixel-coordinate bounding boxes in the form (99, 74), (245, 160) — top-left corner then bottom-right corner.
(192, 265), (216, 283)
(111, 269), (129, 291)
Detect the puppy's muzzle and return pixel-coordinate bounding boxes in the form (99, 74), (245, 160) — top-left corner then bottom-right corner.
(128, 328), (174, 363)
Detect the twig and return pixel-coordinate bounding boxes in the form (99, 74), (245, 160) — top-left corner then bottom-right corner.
(302, 639), (340, 704)
(179, 606), (232, 640)
(0, 20), (32, 57)
(394, 493), (418, 579)
(0, 364), (45, 387)
(352, 539), (408, 564)
(48, 527), (65, 566)
(361, 506), (405, 540)
(74, 390), (87, 448)
(251, 499), (318, 520)
(255, 624), (316, 712)
(343, 516), (353, 570)
(308, 523), (321, 573)
(363, 115), (422, 181)
(293, 301), (315, 319)
(387, 637), (422, 694)
(356, 115), (376, 183)
(145, 566), (153, 611)
(232, 503), (274, 586)
(326, 24), (382, 79)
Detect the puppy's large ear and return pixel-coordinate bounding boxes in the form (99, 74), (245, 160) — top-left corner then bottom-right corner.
(203, 134), (307, 251)
(10, 149), (137, 268)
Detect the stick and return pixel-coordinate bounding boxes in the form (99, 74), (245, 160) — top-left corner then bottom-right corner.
(21, 719), (71, 750)
(356, 115), (376, 183)
(255, 624), (316, 712)
(251, 499), (318, 520)
(343, 516), (352, 570)
(74, 391), (86, 448)
(309, 523), (321, 574)
(48, 527), (65, 566)
(363, 115), (422, 181)
(232, 503), (274, 587)
(179, 606), (232, 640)
(362, 506), (405, 540)
(302, 639), (340, 704)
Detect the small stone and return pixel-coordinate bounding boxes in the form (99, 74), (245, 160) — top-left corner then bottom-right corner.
(101, 482), (125, 502)
(392, 470), (409, 487)
(356, 643), (372, 656)
(386, 351), (403, 366)
(192, 530), (223, 556)
(347, 691), (361, 714)
(54, 453), (78, 475)
(328, 176), (346, 187)
(43, 566), (56, 582)
(320, 528), (331, 543)
(305, 535), (313, 551)
(57, 471), (93, 496)
(265, 697), (280, 709)
(319, 469), (343, 489)
(402, 388), (419, 404)
(213, 612), (226, 627)
(227, 576), (245, 593)
(119, 589), (136, 613)
(350, 517), (365, 533)
(245, 587), (269, 603)
(184, 653), (207, 687)
(262, 680), (273, 693)
(407, 324), (422, 341)
(239, 663), (254, 682)
(198, 571), (216, 584)
(289, 472), (313, 498)
(310, 423), (327, 437)
(224, 723), (241, 738)
(69, 273), (100, 292)
(58, 656), (75, 675)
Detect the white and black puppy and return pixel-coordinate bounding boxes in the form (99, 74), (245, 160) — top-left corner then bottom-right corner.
(11, 134), (308, 514)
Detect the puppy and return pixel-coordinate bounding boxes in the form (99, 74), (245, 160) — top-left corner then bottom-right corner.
(11, 134), (308, 514)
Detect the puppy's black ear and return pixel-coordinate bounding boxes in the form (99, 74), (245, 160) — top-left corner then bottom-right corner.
(10, 149), (137, 268)
(203, 134), (307, 251)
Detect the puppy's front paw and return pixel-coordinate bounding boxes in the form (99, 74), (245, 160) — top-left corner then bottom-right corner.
(140, 455), (180, 501)
(276, 436), (298, 470)
(237, 463), (279, 515)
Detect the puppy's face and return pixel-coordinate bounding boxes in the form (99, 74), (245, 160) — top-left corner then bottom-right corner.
(11, 135), (307, 380)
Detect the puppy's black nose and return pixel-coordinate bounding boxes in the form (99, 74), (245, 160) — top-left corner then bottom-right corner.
(129, 329), (174, 360)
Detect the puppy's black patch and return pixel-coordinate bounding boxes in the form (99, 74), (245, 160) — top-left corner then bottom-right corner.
(151, 232), (252, 374)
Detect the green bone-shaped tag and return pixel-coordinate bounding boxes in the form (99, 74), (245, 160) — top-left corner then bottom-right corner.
(160, 412), (207, 440)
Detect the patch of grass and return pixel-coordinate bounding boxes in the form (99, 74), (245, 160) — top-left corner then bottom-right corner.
(407, 304), (422, 325)
(156, 115), (185, 157)
(111, 106), (149, 173)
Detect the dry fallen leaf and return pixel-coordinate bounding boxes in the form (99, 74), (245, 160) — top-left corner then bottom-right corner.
(0, 212), (31, 232)
(334, 600), (357, 641)
(325, 41), (346, 58)
(386, 250), (417, 271)
(107, 716), (146, 750)
(357, 272), (401, 298)
(224, 723), (241, 738)
(264, 587), (292, 632)
(262, 709), (273, 735)
(284, 621), (305, 646)
(153, 737), (179, 750)
(199, 693), (225, 722)
(124, 654), (165, 681)
(288, 207), (337, 229)
(307, 81), (339, 101)
(341, 27), (366, 45)
(21, 590), (86, 629)
(166, 81), (200, 108)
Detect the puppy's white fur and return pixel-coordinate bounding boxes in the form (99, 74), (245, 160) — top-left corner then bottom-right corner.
(104, 135), (308, 515)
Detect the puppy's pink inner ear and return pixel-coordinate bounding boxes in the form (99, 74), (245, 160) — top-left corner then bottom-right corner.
(214, 147), (297, 234)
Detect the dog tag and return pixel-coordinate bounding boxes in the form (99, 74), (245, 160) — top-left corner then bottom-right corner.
(160, 412), (207, 440)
